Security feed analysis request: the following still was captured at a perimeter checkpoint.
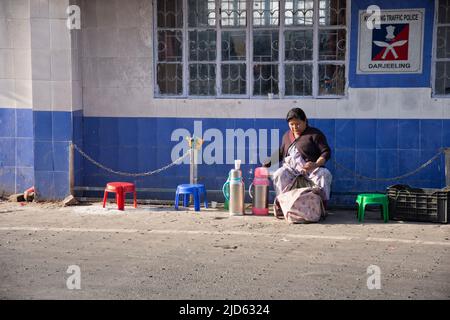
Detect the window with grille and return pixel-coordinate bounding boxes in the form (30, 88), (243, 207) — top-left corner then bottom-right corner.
(155, 0), (347, 98)
(434, 0), (450, 96)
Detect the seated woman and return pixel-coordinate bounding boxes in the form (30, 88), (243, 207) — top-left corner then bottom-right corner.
(263, 107), (332, 222)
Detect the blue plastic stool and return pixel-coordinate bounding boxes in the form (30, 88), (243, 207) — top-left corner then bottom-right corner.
(175, 184), (208, 211)
(192, 184), (208, 208)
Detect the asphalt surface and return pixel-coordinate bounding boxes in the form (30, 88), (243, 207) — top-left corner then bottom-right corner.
(0, 199), (449, 300)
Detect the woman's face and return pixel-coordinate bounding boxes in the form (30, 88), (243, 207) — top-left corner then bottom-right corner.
(288, 118), (306, 137)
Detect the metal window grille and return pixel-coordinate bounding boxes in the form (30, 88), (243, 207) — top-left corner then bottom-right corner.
(433, 0), (450, 96)
(154, 0), (348, 98)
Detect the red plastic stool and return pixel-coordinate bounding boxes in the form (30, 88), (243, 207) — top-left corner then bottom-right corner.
(102, 182), (137, 211)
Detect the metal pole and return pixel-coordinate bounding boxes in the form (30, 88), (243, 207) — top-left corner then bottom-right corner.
(189, 139), (194, 184)
(445, 148), (450, 188)
(69, 142), (74, 196)
(189, 137), (198, 185)
(189, 137), (199, 205)
(193, 148), (198, 184)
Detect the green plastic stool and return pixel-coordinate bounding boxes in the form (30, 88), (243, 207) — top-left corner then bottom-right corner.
(356, 193), (389, 223)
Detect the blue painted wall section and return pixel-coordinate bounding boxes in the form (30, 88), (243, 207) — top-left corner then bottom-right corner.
(33, 110), (83, 199)
(34, 111), (68, 199)
(0, 1), (445, 204)
(80, 117), (448, 206)
(0, 108), (34, 195)
(349, 0), (434, 88)
(0, 108), (83, 199)
(1, 110), (447, 204)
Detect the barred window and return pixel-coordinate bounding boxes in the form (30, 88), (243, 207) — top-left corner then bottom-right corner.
(156, 0), (183, 95)
(434, 0), (450, 96)
(155, 0), (347, 98)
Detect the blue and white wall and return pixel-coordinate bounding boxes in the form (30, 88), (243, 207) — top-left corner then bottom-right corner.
(0, 0), (82, 199)
(0, 0), (34, 196)
(1, 0), (448, 205)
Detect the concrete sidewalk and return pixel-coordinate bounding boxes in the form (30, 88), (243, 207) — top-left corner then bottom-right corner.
(0, 199), (449, 299)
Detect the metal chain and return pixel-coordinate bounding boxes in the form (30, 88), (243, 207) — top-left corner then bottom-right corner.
(72, 143), (191, 177)
(73, 142), (443, 181)
(333, 149), (444, 181)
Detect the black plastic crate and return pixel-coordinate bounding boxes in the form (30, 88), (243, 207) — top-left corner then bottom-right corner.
(387, 185), (449, 223)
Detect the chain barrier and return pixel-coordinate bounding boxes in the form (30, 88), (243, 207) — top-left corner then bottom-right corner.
(333, 148), (444, 182)
(72, 143), (191, 177)
(73, 142), (444, 181)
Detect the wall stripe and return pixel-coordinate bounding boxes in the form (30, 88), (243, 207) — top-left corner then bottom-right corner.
(80, 88), (450, 119)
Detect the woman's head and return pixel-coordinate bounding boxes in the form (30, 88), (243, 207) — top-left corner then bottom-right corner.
(286, 108), (308, 137)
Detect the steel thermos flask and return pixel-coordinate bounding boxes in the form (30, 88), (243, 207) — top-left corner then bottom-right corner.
(249, 167), (270, 215)
(228, 169), (245, 215)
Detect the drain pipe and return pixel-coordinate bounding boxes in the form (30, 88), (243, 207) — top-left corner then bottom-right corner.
(69, 142), (74, 196)
(445, 148), (450, 188)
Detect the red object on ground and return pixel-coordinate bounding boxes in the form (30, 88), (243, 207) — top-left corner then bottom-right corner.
(102, 182), (137, 211)
(24, 186), (34, 194)
(23, 186), (35, 202)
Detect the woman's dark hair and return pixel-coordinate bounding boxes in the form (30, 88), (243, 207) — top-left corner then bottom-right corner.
(286, 107), (308, 125)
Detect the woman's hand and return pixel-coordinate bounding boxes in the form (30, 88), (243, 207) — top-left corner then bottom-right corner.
(304, 157), (326, 173)
(303, 161), (318, 173)
(262, 159), (271, 168)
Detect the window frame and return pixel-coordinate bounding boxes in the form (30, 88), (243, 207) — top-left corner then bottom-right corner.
(153, 0), (350, 99)
(432, 0), (450, 97)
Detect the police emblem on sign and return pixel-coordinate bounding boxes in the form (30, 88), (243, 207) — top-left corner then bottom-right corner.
(371, 24), (409, 61)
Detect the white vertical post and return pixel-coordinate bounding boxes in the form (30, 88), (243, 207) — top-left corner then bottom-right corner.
(216, 0), (221, 96)
(248, 0), (254, 97)
(312, 0), (319, 97)
(279, 0), (285, 98)
(183, 0), (189, 97)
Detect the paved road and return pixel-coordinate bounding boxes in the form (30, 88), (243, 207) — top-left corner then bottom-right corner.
(0, 200), (449, 300)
